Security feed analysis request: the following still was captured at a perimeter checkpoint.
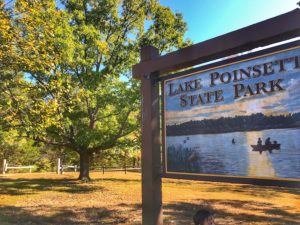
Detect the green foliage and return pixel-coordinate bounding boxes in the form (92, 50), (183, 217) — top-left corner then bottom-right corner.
(91, 147), (140, 168)
(34, 157), (52, 172)
(0, 130), (40, 166)
(0, 0), (189, 178)
(140, 4), (191, 53)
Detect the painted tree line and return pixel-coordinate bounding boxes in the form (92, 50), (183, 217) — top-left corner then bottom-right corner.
(167, 112), (300, 136)
(0, 0), (189, 179)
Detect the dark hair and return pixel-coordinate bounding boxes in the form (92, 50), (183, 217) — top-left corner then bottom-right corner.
(193, 209), (213, 225)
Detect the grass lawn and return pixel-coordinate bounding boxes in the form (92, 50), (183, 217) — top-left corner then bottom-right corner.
(0, 172), (299, 225)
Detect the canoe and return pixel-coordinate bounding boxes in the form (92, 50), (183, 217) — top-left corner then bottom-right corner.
(251, 144), (280, 151)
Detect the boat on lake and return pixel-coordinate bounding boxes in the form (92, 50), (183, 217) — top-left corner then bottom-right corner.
(251, 143), (281, 152)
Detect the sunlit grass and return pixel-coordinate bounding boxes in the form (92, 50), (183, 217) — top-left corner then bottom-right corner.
(0, 172), (299, 224)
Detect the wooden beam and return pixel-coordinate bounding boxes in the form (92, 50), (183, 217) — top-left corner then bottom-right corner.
(140, 46), (163, 225)
(133, 9), (300, 79)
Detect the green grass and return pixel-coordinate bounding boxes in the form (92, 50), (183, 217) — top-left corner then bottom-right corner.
(0, 172), (299, 224)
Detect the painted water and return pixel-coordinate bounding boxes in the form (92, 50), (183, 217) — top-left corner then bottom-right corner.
(166, 128), (300, 179)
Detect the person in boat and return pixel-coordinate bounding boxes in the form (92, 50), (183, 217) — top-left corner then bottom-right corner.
(273, 141), (277, 144)
(265, 137), (271, 146)
(257, 138), (262, 146)
(232, 138), (235, 144)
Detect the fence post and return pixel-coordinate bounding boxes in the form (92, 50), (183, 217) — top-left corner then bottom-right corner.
(75, 165), (77, 172)
(102, 166), (104, 174)
(57, 158), (61, 174)
(29, 166), (32, 173)
(2, 159), (6, 175)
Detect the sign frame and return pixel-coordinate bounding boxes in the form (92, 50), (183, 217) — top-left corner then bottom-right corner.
(133, 9), (300, 225)
(161, 40), (300, 188)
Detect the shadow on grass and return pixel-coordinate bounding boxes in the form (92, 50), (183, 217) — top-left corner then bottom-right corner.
(163, 199), (300, 225)
(0, 176), (141, 197)
(93, 178), (140, 183)
(0, 205), (128, 225)
(164, 179), (300, 198)
(204, 183), (300, 198)
(0, 178), (101, 196)
(0, 201), (299, 225)
(114, 198), (300, 225)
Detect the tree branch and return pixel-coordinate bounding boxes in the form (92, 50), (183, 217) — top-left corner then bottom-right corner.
(88, 108), (135, 154)
(32, 137), (71, 147)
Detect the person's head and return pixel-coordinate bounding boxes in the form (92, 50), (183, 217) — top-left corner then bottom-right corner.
(193, 209), (215, 225)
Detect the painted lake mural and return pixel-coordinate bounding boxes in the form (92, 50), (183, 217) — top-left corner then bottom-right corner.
(164, 45), (300, 179)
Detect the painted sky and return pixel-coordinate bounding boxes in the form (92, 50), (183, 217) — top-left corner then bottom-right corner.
(165, 47), (300, 125)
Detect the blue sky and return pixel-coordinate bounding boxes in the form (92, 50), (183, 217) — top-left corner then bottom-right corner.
(160, 0), (299, 43)
(54, 0), (299, 44)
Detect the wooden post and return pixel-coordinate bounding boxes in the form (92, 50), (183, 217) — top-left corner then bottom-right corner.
(57, 158), (61, 174)
(29, 166), (32, 173)
(2, 159), (6, 175)
(140, 46), (162, 225)
(102, 166), (104, 174)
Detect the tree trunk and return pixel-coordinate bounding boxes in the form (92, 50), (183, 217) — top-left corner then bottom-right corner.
(79, 150), (91, 181)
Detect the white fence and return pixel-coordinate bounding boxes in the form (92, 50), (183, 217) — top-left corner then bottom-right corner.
(60, 165), (78, 174)
(2, 159), (33, 174)
(57, 158), (78, 174)
(2, 158), (140, 175)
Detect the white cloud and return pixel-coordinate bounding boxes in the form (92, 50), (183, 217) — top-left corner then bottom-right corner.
(166, 92), (288, 125)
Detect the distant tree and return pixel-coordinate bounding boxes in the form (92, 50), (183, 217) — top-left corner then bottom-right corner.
(0, 130), (40, 166)
(167, 113), (300, 135)
(0, 0), (189, 180)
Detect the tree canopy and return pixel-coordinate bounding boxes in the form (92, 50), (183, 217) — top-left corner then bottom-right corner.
(0, 0), (190, 180)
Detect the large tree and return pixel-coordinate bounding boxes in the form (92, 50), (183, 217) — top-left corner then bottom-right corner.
(0, 0), (189, 180)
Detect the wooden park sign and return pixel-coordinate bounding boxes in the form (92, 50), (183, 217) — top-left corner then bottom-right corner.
(133, 9), (300, 225)
(162, 41), (300, 183)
